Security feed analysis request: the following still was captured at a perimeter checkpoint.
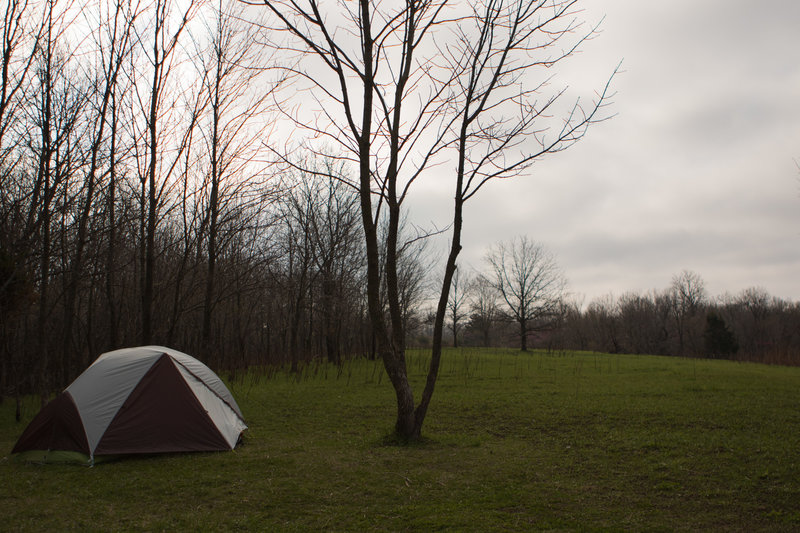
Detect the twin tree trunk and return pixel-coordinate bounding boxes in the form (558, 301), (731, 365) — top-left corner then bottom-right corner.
(360, 161), (464, 441)
(351, 0), (456, 440)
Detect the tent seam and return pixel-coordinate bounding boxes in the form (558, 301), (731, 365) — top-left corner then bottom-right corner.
(171, 358), (245, 423)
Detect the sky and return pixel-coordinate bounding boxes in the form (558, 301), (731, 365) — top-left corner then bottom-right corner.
(415, 0), (800, 304)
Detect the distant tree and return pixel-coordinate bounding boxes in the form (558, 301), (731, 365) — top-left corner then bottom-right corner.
(307, 172), (364, 366)
(277, 172), (317, 372)
(734, 286), (772, 357)
(703, 311), (738, 359)
(670, 270), (706, 356)
(446, 267), (471, 348)
(486, 237), (567, 351)
(584, 294), (621, 353)
(617, 290), (670, 355)
(467, 274), (499, 348)
(553, 295), (587, 351)
(385, 220), (432, 344)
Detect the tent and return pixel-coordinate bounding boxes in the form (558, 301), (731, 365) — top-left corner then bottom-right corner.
(12, 346), (247, 465)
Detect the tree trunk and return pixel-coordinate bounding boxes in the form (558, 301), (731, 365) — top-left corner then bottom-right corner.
(353, 0), (418, 438)
(202, 69), (221, 347)
(322, 277), (340, 365)
(382, 345), (417, 439)
(414, 118), (467, 437)
(520, 319), (528, 352)
(142, 58), (159, 345)
(36, 30), (54, 397)
(105, 93), (118, 349)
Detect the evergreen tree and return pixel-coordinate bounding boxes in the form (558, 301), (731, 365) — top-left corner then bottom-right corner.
(703, 312), (739, 359)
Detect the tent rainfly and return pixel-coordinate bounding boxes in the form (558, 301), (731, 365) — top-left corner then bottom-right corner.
(12, 346), (247, 465)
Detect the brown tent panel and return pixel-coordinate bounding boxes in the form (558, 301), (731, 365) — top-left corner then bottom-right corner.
(11, 392), (90, 456)
(94, 354), (229, 455)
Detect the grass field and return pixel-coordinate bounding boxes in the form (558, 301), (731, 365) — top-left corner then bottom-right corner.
(2, 349), (800, 531)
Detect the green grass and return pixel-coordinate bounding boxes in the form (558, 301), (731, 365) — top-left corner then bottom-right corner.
(2, 349), (800, 531)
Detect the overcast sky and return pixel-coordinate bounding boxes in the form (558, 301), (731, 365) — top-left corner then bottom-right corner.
(414, 0), (800, 304)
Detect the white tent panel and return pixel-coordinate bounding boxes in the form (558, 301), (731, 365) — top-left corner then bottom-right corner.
(66, 347), (161, 453)
(175, 363), (247, 449)
(168, 348), (245, 419)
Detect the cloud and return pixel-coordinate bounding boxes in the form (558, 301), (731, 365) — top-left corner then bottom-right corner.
(409, 0), (800, 303)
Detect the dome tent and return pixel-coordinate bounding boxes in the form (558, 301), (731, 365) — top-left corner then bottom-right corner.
(12, 346), (247, 465)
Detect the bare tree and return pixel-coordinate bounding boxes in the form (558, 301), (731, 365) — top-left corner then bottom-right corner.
(554, 294), (587, 350)
(617, 290), (670, 355)
(669, 269), (706, 356)
(61, 0), (138, 372)
(584, 294), (620, 353)
(446, 266), (471, 348)
(410, 0), (616, 435)
(731, 286), (771, 358)
(131, 0), (199, 344)
(392, 223), (432, 343)
(26, 0), (89, 393)
(486, 237), (566, 351)
(277, 172), (318, 372)
(0, 0), (41, 410)
(467, 274), (499, 347)
(420, 0), (616, 420)
(0, 0), (40, 171)
(194, 0), (278, 355)
(0, 0), (336, 399)
(255, 0), (454, 438)
(306, 169), (363, 365)
(255, 0), (614, 439)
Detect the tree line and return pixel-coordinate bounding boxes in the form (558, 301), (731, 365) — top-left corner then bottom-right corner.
(556, 277), (800, 366)
(432, 256), (800, 367)
(0, 0), (408, 410)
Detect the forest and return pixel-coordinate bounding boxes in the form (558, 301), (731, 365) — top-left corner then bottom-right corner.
(1, 0), (798, 415)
